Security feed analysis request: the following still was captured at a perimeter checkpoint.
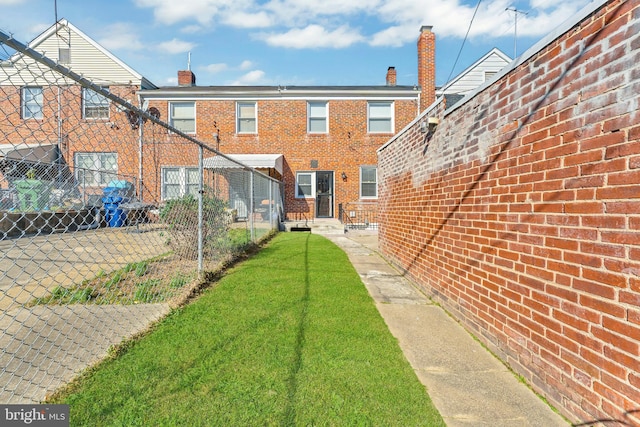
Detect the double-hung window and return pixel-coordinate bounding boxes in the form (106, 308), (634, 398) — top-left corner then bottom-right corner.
(22, 87), (43, 119)
(360, 166), (377, 199)
(308, 101), (327, 133)
(296, 172), (314, 198)
(237, 102), (256, 133)
(170, 102), (196, 133)
(161, 167), (199, 200)
(367, 101), (393, 133)
(82, 87), (110, 119)
(75, 152), (117, 186)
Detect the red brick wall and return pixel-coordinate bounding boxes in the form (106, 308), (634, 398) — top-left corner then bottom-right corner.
(378, 0), (640, 422)
(147, 97), (418, 218)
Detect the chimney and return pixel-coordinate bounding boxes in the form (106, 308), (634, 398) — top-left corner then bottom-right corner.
(417, 25), (435, 112)
(178, 70), (196, 86)
(386, 66), (397, 86)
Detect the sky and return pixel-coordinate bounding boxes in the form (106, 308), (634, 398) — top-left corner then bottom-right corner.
(0, 0), (594, 88)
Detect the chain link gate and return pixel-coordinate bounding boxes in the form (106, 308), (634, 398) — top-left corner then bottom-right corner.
(0, 29), (283, 403)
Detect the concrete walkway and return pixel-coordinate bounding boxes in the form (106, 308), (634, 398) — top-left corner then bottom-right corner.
(312, 223), (569, 427)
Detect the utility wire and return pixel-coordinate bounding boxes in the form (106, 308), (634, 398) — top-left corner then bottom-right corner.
(444, 0), (482, 87)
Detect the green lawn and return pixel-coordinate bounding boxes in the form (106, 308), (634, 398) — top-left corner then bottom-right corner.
(51, 232), (445, 426)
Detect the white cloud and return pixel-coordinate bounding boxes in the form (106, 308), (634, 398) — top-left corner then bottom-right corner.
(231, 69), (266, 85)
(262, 25), (365, 49)
(134, 0), (236, 25)
(223, 11), (272, 28)
(203, 63), (228, 73)
(157, 38), (196, 54)
(132, 0), (592, 50)
(97, 23), (144, 51)
(239, 60), (254, 70)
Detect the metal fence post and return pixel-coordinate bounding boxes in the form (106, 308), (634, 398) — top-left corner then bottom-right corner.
(198, 145), (204, 275)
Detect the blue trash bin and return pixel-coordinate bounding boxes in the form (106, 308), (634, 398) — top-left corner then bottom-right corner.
(102, 186), (130, 227)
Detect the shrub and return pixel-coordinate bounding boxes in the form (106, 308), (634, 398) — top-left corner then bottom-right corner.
(159, 193), (231, 260)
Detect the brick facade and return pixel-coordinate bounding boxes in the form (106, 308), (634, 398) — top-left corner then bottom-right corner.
(378, 0), (640, 422)
(141, 94), (419, 219)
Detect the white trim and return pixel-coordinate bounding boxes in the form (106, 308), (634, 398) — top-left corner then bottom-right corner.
(367, 100), (394, 134)
(236, 101), (257, 134)
(169, 101), (196, 134)
(26, 19), (155, 87)
(295, 171), (315, 199)
(359, 165), (378, 199)
(307, 100), (328, 133)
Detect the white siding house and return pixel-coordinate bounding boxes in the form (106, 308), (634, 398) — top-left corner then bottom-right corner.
(0, 19), (156, 89)
(437, 48), (511, 98)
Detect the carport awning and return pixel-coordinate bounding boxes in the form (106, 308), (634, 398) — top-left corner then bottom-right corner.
(0, 143), (58, 163)
(204, 154), (283, 175)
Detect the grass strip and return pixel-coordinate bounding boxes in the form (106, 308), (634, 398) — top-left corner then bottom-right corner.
(52, 232), (445, 426)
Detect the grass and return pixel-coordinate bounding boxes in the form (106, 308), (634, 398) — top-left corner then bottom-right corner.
(49, 232), (445, 426)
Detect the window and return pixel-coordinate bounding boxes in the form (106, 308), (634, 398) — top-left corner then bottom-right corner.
(360, 166), (377, 199)
(367, 101), (393, 133)
(162, 167), (199, 200)
(58, 48), (71, 64)
(170, 102), (196, 133)
(484, 71), (497, 82)
(237, 102), (256, 133)
(22, 87), (43, 119)
(296, 172), (314, 198)
(82, 87), (110, 119)
(75, 153), (117, 186)
(308, 101), (327, 133)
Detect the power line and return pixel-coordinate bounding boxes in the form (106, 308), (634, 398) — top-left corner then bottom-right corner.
(445, 0), (482, 86)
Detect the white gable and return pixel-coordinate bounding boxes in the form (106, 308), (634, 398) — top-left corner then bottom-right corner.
(1, 19), (155, 88)
(438, 48), (512, 96)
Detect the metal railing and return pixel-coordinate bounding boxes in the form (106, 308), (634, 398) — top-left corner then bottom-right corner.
(338, 202), (378, 230)
(0, 29), (282, 403)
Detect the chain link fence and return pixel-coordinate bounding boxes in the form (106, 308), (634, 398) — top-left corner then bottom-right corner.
(0, 30), (282, 403)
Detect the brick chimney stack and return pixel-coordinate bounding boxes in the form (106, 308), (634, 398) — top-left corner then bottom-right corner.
(386, 66), (397, 86)
(417, 25), (436, 112)
(178, 70), (196, 86)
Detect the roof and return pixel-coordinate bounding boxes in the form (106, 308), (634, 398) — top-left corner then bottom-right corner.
(139, 85), (420, 100)
(437, 47), (512, 96)
(10, 19), (156, 89)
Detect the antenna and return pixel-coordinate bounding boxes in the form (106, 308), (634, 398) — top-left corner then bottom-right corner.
(187, 52), (191, 71)
(506, 7), (528, 58)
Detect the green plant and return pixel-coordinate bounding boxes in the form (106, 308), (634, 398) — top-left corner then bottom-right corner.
(49, 234), (444, 426)
(159, 192), (231, 260)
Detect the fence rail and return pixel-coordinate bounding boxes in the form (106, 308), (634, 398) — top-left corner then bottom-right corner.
(338, 202), (378, 230)
(0, 29), (282, 403)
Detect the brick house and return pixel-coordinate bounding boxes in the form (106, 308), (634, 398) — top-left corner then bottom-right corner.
(138, 27), (440, 221)
(1, 20), (509, 220)
(0, 19), (155, 205)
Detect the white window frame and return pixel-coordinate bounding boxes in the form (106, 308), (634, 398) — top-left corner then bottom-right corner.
(169, 102), (196, 134)
(295, 172), (315, 199)
(161, 166), (200, 201)
(82, 86), (110, 119)
(367, 101), (393, 133)
(236, 101), (257, 134)
(360, 166), (378, 199)
(74, 152), (118, 187)
(307, 101), (328, 133)
(484, 70), (497, 82)
(22, 86), (43, 119)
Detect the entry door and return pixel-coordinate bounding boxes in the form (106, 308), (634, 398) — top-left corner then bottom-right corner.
(315, 171), (333, 218)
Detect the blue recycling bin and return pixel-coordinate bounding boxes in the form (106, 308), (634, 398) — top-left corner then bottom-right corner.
(102, 186), (130, 227)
